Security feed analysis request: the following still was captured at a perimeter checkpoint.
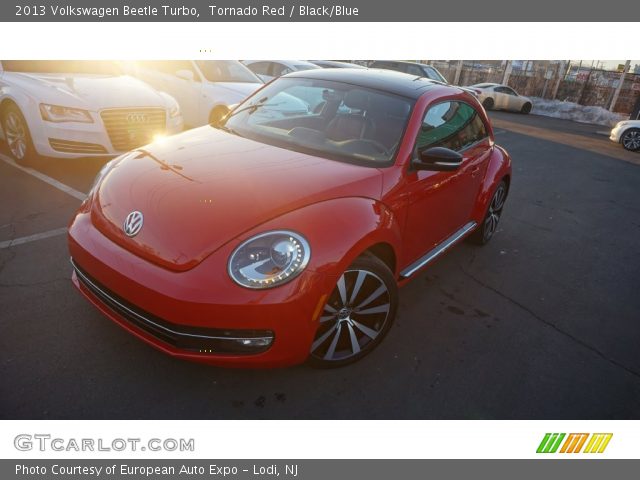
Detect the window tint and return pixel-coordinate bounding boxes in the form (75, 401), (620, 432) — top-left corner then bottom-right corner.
(417, 101), (488, 152)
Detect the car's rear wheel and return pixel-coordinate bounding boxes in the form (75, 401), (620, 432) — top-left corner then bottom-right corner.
(520, 102), (532, 114)
(469, 180), (508, 245)
(621, 128), (640, 152)
(308, 255), (398, 368)
(1, 104), (36, 166)
(482, 97), (494, 110)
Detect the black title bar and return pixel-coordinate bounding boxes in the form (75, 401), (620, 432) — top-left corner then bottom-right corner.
(5, 0), (640, 22)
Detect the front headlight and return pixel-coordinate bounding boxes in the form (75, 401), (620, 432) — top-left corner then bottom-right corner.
(168, 103), (180, 119)
(40, 104), (93, 123)
(228, 230), (311, 289)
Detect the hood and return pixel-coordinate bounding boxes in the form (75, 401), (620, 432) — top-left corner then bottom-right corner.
(91, 127), (382, 271)
(7, 72), (167, 109)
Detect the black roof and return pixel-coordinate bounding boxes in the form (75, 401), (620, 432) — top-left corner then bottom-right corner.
(285, 67), (458, 100)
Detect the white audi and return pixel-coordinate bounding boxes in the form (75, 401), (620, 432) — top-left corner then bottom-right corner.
(0, 60), (183, 165)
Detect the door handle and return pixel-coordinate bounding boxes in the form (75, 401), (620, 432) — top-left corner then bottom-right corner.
(471, 166), (481, 177)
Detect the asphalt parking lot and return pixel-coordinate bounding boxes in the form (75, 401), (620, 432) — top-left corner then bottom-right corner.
(1, 111), (639, 419)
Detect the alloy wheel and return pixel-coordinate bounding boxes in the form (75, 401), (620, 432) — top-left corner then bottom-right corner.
(4, 111), (28, 160)
(484, 183), (506, 242)
(622, 130), (640, 151)
(311, 268), (391, 363)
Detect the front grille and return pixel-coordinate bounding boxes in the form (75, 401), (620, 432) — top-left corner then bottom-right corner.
(100, 107), (166, 152)
(71, 258), (273, 354)
(49, 138), (108, 154)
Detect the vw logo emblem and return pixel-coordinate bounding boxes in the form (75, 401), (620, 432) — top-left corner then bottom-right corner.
(127, 113), (148, 123)
(123, 211), (144, 237)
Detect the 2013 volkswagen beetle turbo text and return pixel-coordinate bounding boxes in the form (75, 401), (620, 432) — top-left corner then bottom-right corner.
(68, 68), (512, 368)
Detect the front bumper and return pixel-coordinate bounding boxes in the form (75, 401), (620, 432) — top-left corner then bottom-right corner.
(31, 114), (183, 159)
(68, 211), (329, 368)
(609, 126), (623, 143)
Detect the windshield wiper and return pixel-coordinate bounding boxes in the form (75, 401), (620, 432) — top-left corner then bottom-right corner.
(226, 96), (285, 119)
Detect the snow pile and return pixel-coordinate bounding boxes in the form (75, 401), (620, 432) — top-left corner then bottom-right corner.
(530, 97), (627, 127)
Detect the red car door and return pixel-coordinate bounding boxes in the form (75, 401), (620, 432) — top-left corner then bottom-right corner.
(400, 100), (490, 268)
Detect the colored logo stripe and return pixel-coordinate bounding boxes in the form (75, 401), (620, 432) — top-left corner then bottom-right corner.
(583, 433), (613, 453)
(536, 433), (566, 453)
(560, 433), (589, 453)
(537, 433), (612, 453)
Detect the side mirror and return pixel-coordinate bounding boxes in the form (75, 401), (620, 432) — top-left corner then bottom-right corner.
(412, 147), (463, 172)
(175, 69), (195, 81)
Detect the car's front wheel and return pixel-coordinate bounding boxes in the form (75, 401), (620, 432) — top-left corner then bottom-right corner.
(309, 254), (398, 368)
(520, 102), (532, 114)
(469, 180), (508, 245)
(482, 97), (494, 110)
(621, 128), (640, 152)
(1, 104), (36, 165)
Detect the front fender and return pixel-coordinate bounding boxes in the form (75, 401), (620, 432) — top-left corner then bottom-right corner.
(471, 145), (512, 223)
(234, 197), (403, 283)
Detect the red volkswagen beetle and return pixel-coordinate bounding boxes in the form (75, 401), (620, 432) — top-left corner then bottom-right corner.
(68, 68), (511, 368)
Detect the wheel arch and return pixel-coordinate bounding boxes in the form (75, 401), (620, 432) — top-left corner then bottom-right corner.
(240, 196), (404, 282)
(471, 145), (512, 223)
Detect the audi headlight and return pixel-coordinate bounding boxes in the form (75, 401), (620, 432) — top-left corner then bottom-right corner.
(228, 230), (311, 289)
(169, 103), (180, 119)
(40, 104), (93, 123)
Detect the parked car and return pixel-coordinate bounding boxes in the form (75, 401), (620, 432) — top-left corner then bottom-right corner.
(242, 60), (320, 82)
(68, 68), (512, 368)
(310, 60), (366, 69)
(610, 120), (640, 151)
(126, 60), (263, 127)
(369, 60), (448, 83)
(0, 60), (183, 165)
(470, 83), (533, 113)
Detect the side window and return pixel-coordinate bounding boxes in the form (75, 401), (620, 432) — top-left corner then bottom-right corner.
(416, 101), (488, 152)
(495, 86), (517, 96)
(247, 62), (272, 76)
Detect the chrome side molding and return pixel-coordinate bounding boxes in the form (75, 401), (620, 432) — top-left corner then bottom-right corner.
(399, 221), (477, 279)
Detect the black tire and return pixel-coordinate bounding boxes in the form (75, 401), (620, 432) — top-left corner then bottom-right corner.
(520, 102), (532, 114)
(621, 128), (640, 152)
(469, 180), (508, 245)
(308, 254), (398, 368)
(482, 97), (494, 110)
(1, 103), (37, 166)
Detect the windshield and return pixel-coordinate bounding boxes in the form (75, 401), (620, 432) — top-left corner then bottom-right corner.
(224, 77), (413, 166)
(196, 60), (262, 84)
(1, 60), (121, 75)
(293, 64), (320, 71)
(425, 66), (447, 83)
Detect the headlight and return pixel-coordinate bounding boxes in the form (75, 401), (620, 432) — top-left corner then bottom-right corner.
(169, 103), (180, 119)
(40, 104), (93, 123)
(228, 230), (311, 289)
